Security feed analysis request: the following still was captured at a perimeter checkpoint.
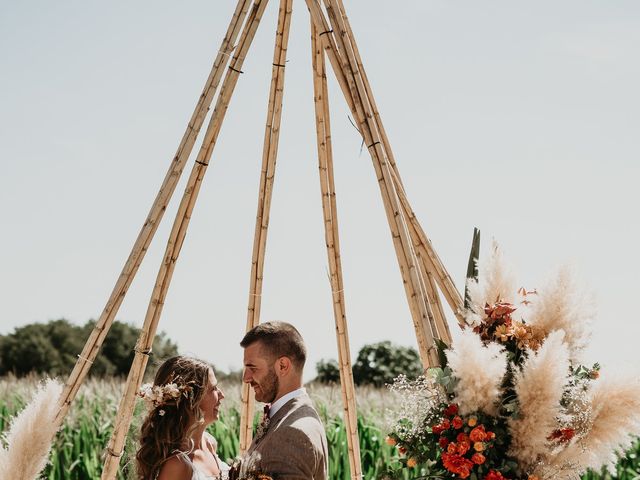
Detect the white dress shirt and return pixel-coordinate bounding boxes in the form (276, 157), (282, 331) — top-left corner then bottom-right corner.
(268, 387), (306, 418)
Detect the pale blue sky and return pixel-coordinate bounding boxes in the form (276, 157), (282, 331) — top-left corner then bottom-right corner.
(1, 1), (638, 379)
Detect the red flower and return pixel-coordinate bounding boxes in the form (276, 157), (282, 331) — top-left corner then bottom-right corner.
(471, 453), (486, 465)
(439, 436), (450, 449)
(457, 433), (469, 443)
(548, 428), (575, 443)
(442, 418), (451, 429)
(398, 446), (407, 455)
(442, 453), (474, 478)
(469, 425), (487, 443)
(447, 442), (458, 454)
(485, 431), (496, 440)
(432, 424), (446, 435)
(444, 404), (459, 417)
(485, 470), (507, 480)
(452, 416), (464, 429)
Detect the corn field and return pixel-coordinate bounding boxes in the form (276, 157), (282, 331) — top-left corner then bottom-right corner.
(1, 377), (638, 480)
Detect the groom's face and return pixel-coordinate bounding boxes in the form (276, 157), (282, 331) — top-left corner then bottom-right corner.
(243, 341), (280, 403)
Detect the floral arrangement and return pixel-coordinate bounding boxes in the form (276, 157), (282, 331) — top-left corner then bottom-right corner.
(385, 244), (640, 480)
(137, 381), (193, 415)
(228, 451), (273, 480)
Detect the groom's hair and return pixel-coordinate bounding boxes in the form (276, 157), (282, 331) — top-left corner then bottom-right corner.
(240, 321), (307, 370)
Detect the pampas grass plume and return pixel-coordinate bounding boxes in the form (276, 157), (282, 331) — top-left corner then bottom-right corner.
(551, 376), (640, 475)
(527, 266), (593, 360)
(447, 329), (507, 416)
(0, 378), (63, 480)
(508, 330), (570, 470)
(466, 241), (516, 321)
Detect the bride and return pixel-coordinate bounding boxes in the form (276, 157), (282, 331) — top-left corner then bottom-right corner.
(135, 356), (230, 480)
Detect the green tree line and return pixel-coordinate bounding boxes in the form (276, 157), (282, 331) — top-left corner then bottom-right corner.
(0, 319), (178, 377)
(1, 319), (422, 386)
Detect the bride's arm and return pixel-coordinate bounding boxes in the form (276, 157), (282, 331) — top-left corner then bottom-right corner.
(157, 455), (192, 480)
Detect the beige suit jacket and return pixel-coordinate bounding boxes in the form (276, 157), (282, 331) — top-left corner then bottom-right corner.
(246, 393), (328, 480)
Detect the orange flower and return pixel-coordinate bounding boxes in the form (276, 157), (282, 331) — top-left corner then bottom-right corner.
(528, 475), (540, 480)
(485, 431), (496, 440)
(447, 442), (458, 454)
(485, 302), (517, 319)
(467, 416), (478, 427)
(453, 416), (464, 429)
(457, 441), (471, 455)
(474, 442), (485, 452)
(407, 457), (418, 468)
(385, 436), (396, 446)
(471, 453), (486, 465)
(469, 425), (487, 443)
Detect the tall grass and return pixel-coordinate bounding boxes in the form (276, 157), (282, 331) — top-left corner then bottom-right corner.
(1, 377), (638, 479)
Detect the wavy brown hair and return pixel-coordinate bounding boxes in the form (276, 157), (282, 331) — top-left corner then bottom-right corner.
(135, 355), (212, 480)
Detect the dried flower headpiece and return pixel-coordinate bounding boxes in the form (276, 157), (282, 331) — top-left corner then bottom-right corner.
(137, 381), (194, 415)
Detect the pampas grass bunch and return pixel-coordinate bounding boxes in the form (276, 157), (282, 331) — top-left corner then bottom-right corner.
(508, 331), (570, 470)
(0, 378), (62, 480)
(447, 329), (507, 416)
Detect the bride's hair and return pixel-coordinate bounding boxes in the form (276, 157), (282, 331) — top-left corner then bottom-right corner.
(135, 355), (213, 480)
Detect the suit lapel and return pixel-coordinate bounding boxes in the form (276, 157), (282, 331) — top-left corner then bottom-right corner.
(248, 394), (309, 452)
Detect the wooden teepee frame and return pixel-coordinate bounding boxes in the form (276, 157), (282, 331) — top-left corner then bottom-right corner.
(52, 0), (467, 478)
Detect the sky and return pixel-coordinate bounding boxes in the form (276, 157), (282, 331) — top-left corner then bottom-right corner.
(1, 1), (639, 381)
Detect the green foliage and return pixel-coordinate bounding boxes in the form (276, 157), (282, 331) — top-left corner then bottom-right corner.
(352, 341), (423, 387)
(315, 358), (341, 384)
(0, 319), (178, 377)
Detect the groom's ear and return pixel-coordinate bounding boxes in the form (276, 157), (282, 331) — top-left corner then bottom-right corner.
(275, 356), (292, 376)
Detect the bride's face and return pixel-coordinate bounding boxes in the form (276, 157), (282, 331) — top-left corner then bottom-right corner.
(243, 342), (279, 403)
(199, 368), (224, 424)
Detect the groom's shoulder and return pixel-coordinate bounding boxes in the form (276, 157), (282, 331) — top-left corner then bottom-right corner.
(286, 395), (322, 422)
(278, 396), (325, 439)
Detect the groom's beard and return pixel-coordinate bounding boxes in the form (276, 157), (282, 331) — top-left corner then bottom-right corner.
(257, 367), (279, 403)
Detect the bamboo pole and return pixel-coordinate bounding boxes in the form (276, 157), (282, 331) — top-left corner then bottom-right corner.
(101, 1), (271, 478)
(390, 166), (466, 328)
(306, 0), (440, 367)
(311, 21), (362, 480)
(328, 0), (465, 327)
(240, 0), (293, 453)
(54, 0), (253, 428)
(421, 256), (453, 344)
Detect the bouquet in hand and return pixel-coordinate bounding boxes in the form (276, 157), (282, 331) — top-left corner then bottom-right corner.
(227, 451), (274, 480)
(385, 244), (640, 480)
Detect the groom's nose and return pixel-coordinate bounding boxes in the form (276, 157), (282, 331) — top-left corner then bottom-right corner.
(242, 369), (252, 383)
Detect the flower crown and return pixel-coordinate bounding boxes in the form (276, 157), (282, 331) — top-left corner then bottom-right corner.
(137, 381), (194, 414)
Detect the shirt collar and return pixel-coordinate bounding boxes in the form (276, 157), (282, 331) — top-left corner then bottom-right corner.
(268, 387), (306, 418)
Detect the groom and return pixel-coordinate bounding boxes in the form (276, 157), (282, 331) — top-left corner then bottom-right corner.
(241, 321), (328, 479)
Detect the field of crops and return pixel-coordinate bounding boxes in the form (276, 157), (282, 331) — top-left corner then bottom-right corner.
(1, 377), (638, 480)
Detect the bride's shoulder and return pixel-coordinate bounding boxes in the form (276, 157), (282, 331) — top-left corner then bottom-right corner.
(157, 454), (192, 480)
